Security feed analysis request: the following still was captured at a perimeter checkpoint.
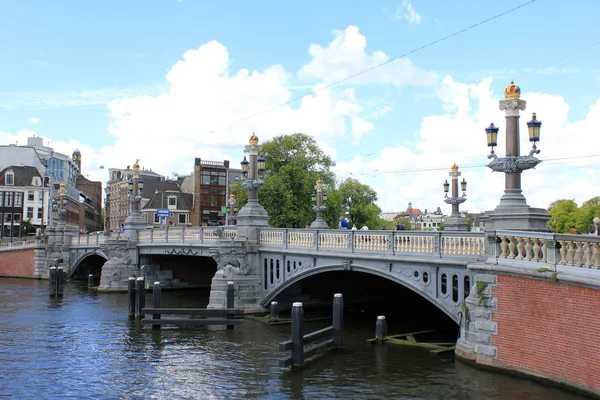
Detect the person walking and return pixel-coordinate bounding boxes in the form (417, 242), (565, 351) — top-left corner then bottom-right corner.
(590, 217), (600, 235)
(339, 216), (349, 230)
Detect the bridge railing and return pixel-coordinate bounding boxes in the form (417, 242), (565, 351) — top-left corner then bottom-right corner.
(259, 228), (486, 258)
(494, 230), (600, 269)
(138, 227), (238, 244)
(0, 237), (42, 250)
(74, 233), (107, 247)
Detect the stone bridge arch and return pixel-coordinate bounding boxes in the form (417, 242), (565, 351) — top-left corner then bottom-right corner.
(259, 254), (473, 324)
(69, 249), (108, 276)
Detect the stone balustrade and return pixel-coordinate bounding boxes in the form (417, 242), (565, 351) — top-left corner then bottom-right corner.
(135, 227), (238, 244)
(259, 228), (486, 257)
(73, 233), (106, 247)
(0, 237), (41, 250)
(494, 230), (600, 269)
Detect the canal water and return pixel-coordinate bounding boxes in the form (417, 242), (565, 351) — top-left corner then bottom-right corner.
(0, 278), (589, 400)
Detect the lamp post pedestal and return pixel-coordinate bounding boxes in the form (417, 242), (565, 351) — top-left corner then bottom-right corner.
(310, 179), (328, 229)
(443, 165), (468, 232)
(310, 207), (329, 229)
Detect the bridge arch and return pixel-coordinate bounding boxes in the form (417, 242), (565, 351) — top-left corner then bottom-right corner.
(70, 250), (108, 277)
(261, 262), (459, 323)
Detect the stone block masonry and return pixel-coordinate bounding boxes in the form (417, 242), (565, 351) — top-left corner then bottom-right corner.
(0, 248), (35, 278)
(491, 274), (600, 396)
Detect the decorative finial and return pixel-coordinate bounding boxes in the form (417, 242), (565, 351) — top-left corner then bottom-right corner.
(249, 132), (259, 145)
(451, 163), (459, 172)
(133, 159), (140, 171)
(316, 177), (322, 186)
(504, 79), (521, 99)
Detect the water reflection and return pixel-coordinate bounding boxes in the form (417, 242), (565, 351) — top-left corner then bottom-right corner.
(0, 278), (590, 400)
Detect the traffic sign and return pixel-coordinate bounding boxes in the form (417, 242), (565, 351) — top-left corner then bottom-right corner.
(157, 209), (171, 217)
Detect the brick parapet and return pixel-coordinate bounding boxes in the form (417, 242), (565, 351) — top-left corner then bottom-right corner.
(456, 261), (600, 398)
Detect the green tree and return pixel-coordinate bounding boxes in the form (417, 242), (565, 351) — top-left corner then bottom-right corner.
(20, 219), (35, 236)
(250, 133), (336, 228)
(576, 196), (600, 234)
(548, 199), (578, 233)
(338, 178), (381, 229)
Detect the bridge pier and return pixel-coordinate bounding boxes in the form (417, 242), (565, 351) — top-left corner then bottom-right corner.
(97, 238), (140, 291)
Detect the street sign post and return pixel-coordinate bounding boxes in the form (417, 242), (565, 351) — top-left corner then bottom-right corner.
(157, 209), (171, 218)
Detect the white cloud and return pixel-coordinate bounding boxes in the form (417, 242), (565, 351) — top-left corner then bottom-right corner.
(393, 0), (422, 25)
(28, 117), (40, 124)
(349, 78), (600, 213)
(298, 25), (437, 86)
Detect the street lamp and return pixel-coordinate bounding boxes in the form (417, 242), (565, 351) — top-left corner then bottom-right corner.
(485, 80), (544, 211)
(122, 159), (147, 240)
(226, 193), (238, 225)
(310, 178), (328, 228)
(442, 163), (468, 231)
(54, 183), (68, 225)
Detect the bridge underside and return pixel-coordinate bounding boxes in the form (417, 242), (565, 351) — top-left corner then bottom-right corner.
(259, 252), (472, 323)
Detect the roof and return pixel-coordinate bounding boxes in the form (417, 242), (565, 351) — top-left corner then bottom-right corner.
(0, 165), (43, 186)
(141, 180), (180, 199)
(143, 191), (193, 211)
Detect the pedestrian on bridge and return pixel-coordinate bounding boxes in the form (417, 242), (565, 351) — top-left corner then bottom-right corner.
(339, 216), (349, 230)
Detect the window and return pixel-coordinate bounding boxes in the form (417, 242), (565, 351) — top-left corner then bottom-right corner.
(168, 197), (177, 207)
(13, 213), (21, 223)
(0, 192), (3, 207)
(5, 173), (14, 185)
(27, 207), (34, 219)
(33, 177), (41, 186)
(5, 192), (13, 207)
(154, 213), (160, 223)
(210, 195), (220, 207)
(178, 214), (187, 224)
(14, 192), (23, 207)
(28, 191), (34, 201)
(201, 174), (211, 185)
(218, 176), (226, 186)
(38, 191), (43, 201)
(37, 208), (42, 219)
(4, 214), (11, 223)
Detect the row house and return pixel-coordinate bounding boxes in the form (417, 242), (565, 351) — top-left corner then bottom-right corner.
(0, 166), (49, 239)
(141, 190), (193, 228)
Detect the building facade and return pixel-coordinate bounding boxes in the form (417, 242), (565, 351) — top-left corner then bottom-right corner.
(141, 190), (193, 228)
(0, 166), (48, 238)
(192, 158), (230, 226)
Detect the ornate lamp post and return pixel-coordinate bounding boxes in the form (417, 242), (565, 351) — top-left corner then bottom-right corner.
(122, 159), (146, 240)
(226, 193), (238, 225)
(483, 80), (549, 231)
(236, 133), (270, 239)
(310, 178), (328, 228)
(443, 163), (468, 231)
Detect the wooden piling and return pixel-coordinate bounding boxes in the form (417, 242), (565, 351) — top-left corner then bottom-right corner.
(375, 316), (387, 342)
(270, 301), (279, 321)
(135, 277), (145, 319)
(127, 277), (136, 320)
(291, 302), (304, 367)
(152, 281), (161, 330)
(88, 274), (94, 287)
(56, 267), (64, 297)
(332, 293), (343, 348)
(49, 267), (57, 297)
(226, 281), (235, 330)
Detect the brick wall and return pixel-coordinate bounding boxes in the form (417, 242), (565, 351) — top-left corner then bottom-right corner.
(0, 248), (35, 278)
(492, 274), (600, 393)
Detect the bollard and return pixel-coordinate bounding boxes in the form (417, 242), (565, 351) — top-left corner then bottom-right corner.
(127, 277), (136, 320)
(332, 293), (344, 348)
(291, 302), (304, 367)
(375, 316), (387, 342)
(56, 267), (64, 297)
(152, 281), (161, 330)
(49, 267), (57, 297)
(135, 277), (145, 319)
(226, 281), (235, 330)
(270, 301), (279, 321)
(88, 274), (94, 287)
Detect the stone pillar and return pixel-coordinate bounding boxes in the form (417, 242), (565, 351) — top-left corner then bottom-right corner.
(97, 238), (140, 291)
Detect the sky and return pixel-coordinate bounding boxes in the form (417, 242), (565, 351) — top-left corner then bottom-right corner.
(1, 0), (599, 214)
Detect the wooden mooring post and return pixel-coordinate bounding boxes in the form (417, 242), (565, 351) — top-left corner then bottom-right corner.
(376, 316), (387, 342)
(127, 277), (136, 320)
(135, 277), (145, 319)
(141, 281), (243, 328)
(270, 301), (279, 321)
(88, 274), (94, 288)
(49, 258), (66, 297)
(279, 293), (344, 369)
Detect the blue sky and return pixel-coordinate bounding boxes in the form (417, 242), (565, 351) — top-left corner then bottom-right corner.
(1, 0), (599, 213)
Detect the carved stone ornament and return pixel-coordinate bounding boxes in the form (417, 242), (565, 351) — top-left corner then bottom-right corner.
(214, 227), (225, 239)
(342, 260), (353, 271)
(211, 245), (252, 277)
(242, 179), (264, 191)
(487, 154), (541, 173)
(312, 205), (327, 212)
(499, 99), (526, 111)
(444, 197), (467, 205)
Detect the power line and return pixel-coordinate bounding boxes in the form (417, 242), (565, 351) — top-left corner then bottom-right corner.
(217, 0), (538, 131)
(348, 153), (600, 177)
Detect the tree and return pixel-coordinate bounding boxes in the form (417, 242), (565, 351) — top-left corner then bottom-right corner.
(253, 133), (336, 228)
(577, 196), (600, 234)
(20, 219), (35, 236)
(548, 199), (578, 233)
(338, 178), (381, 229)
